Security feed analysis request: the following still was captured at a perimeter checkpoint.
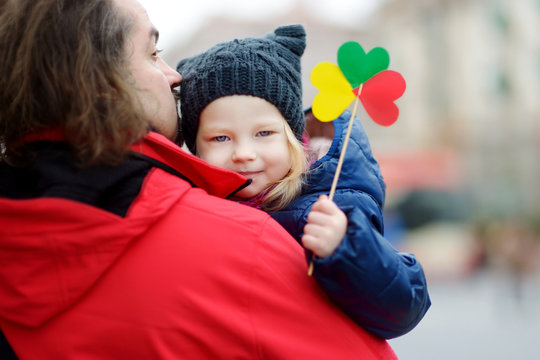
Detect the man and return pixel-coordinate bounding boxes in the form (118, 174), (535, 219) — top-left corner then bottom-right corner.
(0, 0), (397, 358)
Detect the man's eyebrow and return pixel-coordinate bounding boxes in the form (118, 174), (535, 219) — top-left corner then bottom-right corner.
(150, 26), (159, 43)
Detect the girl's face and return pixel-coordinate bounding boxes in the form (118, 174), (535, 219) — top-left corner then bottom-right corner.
(196, 95), (292, 200)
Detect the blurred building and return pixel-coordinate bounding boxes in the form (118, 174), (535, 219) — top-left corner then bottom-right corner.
(379, 0), (540, 218)
(164, 0), (540, 221)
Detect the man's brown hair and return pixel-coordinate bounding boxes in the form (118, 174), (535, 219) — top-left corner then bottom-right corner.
(0, 0), (150, 166)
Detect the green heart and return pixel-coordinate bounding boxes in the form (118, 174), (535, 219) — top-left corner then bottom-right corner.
(337, 42), (390, 88)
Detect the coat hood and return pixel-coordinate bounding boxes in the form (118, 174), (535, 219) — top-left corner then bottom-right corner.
(307, 110), (386, 207)
(0, 132), (247, 327)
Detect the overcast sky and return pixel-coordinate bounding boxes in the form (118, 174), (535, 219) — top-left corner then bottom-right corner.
(138, 0), (383, 49)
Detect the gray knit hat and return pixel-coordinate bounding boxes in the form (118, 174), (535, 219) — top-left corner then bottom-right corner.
(177, 24), (306, 154)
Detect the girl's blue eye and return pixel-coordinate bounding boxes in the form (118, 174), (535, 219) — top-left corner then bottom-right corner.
(257, 131), (272, 137)
(214, 136), (229, 142)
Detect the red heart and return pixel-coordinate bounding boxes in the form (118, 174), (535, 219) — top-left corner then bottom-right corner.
(355, 70), (406, 126)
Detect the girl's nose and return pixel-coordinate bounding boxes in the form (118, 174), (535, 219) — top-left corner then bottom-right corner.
(232, 144), (256, 162)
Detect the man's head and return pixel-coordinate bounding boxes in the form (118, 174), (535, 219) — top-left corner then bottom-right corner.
(0, 0), (181, 165)
(116, 0), (182, 140)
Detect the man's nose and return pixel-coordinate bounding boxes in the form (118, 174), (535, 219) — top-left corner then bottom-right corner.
(157, 58), (182, 88)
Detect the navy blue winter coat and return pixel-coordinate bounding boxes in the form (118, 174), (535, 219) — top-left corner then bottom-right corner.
(271, 110), (431, 339)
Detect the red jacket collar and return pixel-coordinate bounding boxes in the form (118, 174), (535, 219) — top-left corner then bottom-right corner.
(21, 129), (249, 199)
(20, 127), (67, 143)
(132, 132), (248, 198)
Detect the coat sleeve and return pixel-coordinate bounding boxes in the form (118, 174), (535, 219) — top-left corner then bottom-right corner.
(310, 191), (431, 339)
(272, 109), (430, 339)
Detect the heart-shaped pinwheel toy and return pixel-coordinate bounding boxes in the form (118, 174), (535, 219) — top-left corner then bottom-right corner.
(307, 41), (406, 276)
(311, 41), (405, 126)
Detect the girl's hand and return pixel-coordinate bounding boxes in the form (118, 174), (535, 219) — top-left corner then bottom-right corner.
(302, 195), (347, 258)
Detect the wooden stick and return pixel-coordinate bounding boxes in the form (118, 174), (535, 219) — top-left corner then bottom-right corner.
(328, 95), (360, 201)
(308, 93), (361, 276)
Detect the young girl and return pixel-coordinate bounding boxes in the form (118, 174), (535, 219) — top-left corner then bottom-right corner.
(176, 24), (430, 339)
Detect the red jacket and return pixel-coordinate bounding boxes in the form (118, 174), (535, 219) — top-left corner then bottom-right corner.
(0, 132), (396, 359)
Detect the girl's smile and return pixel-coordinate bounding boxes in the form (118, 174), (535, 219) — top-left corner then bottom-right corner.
(195, 95), (292, 200)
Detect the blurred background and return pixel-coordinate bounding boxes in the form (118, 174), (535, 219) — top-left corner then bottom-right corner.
(140, 0), (540, 358)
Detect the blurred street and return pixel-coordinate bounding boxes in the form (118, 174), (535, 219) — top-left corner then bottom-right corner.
(390, 269), (540, 359)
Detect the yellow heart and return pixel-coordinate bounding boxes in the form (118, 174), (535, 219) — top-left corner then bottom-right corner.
(310, 62), (355, 122)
